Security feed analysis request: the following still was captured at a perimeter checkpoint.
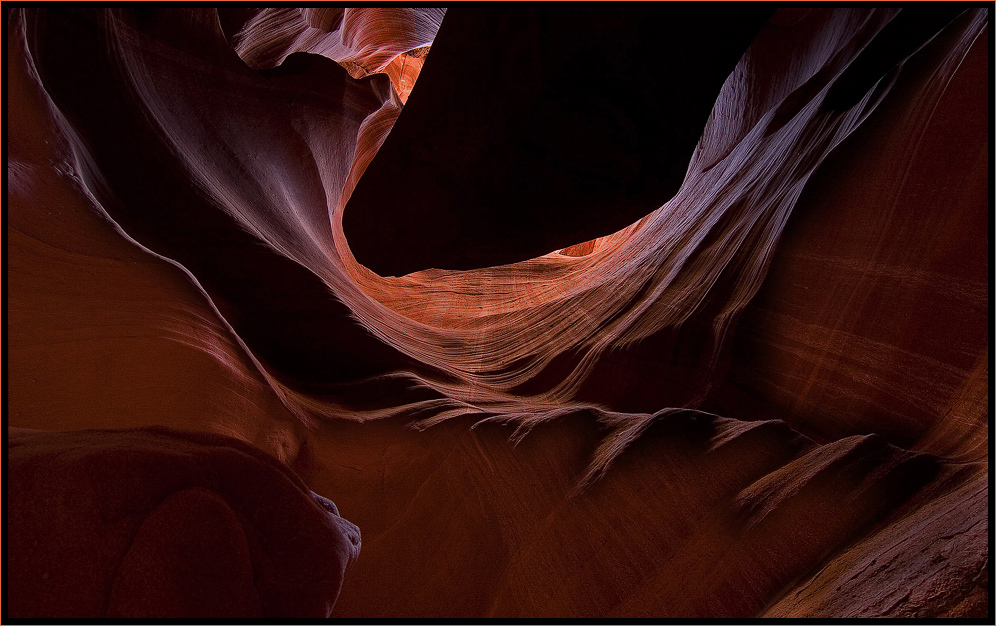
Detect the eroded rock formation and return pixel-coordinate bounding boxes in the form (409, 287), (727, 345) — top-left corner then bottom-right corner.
(6, 6), (990, 619)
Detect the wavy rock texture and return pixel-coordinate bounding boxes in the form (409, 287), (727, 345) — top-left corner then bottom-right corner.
(229, 7), (443, 102)
(6, 6), (990, 619)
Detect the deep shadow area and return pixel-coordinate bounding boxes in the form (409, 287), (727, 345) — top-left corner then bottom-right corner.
(343, 5), (773, 275)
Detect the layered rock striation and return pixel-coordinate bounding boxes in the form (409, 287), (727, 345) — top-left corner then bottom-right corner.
(6, 6), (989, 619)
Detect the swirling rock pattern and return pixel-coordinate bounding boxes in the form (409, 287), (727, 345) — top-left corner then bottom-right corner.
(7, 6), (989, 619)
(230, 7), (443, 103)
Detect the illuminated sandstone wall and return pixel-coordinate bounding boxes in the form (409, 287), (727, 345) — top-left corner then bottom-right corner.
(6, 6), (989, 619)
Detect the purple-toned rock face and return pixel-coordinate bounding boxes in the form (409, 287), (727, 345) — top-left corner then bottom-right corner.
(7, 6), (989, 619)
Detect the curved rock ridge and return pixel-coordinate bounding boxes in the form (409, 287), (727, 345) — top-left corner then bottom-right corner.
(7, 6), (989, 619)
(15, 7), (987, 457)
(6, 427), (360, 618)
(232, 7), (444, 102)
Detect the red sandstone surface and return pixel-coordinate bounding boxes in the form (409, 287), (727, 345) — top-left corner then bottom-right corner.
(5, 6), (990, 620)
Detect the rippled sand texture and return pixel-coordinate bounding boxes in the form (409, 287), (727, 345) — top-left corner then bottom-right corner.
(7, 7), (989, 619)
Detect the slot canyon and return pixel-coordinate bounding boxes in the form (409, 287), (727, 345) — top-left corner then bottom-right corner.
(5, 5), (991, 620)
